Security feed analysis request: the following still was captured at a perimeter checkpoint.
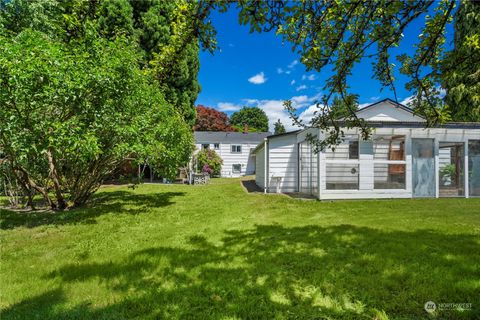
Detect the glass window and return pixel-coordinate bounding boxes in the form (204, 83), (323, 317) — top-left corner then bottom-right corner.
(373, 135), (405, 160)
(349, 141), (359, 159)
(374, 164), (406, 189)
(439, 142), (465, 197)
(231, 145), (242, 153)
(213, 143), (220, 150)
(232, 164), (241, 173)
(202, 144), (209, 150)
(325, 136), (358, 160)
(326, 164), (359, 190)
(468, 140), (480, 197)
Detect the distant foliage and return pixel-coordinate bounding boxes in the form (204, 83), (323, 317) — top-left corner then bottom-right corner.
(273, 119), (286, 134)
(196, 149), (223, 176)
(194, 105), (237, 132)
(230, 107), (269, 132)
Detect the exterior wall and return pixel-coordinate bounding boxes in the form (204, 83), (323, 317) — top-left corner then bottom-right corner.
(195, 142), (257, 177)
(319, 127), (480, 200)
(255, 144), (265, 189)
(257, 126), (480, 200)
(267, 134), (298, 193)
(356, 101), (424, 122)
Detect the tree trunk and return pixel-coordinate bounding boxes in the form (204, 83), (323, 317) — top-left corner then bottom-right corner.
(46, 149), (66, 210)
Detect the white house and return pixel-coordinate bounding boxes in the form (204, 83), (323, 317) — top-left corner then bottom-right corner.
(194, 131), (270, 177)
(254, 98), (480, 199)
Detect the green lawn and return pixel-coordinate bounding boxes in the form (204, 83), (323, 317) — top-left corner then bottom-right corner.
(1, 178), (479, 319)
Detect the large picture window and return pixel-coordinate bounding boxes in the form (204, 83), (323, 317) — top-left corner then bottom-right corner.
(326, 164), (359, 190)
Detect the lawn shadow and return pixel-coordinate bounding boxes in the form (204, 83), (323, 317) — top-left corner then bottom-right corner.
(3, 224), (479, 319)
(0, 190), (185, 230)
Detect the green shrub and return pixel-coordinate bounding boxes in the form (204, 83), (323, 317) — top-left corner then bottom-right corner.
(196, 149), (223, 176)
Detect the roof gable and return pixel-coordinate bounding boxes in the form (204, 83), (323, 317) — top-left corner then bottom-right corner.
(356, 98), (425, 122)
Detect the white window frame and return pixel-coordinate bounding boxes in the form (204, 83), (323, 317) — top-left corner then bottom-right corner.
(372, 135), (407, 190)
(324, 135), (360, 190)
(231, 145), (242, 153)
(213, 143), (220, 150)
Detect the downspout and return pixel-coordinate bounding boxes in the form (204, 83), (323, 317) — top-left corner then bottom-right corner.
(264, 138), (268, 194)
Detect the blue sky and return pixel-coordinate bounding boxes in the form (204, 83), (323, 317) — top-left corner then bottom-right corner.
(196, 7), (454, 131)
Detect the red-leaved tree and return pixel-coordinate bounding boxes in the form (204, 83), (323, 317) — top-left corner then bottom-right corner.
(194, 105), (237, 132)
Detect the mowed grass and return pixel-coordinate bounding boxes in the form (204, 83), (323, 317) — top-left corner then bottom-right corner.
(1, 178), (479, 319)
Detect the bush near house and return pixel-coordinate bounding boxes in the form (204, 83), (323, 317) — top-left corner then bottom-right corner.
(196, 149), (223, 176)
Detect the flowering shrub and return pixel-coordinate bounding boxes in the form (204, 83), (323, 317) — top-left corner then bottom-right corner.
(202, 164), (213, 175)
(196, 149), (223, 176)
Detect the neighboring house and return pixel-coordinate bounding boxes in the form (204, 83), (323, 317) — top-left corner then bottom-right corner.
(254, 98), (480, 199)
(194, 131), (270, 177)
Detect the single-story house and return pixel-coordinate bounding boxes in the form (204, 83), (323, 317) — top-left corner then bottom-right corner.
(194, 131), (270, 177)
(254, 98), (480, 199)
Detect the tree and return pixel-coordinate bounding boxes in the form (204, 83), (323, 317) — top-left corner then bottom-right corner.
(230, 107), (269, 132)
(192, 0), (476, 148)
(442, 0), (480, 122)
(0, 1), (197, 209)
(194, 105), (237, 132)
(0, 28), (193, 209)
(273, 119), (286, 135)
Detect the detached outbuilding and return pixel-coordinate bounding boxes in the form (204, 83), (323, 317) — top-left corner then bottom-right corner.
(254, 99), (480, 199)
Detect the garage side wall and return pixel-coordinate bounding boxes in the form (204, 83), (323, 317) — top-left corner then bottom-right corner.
(255, 144), (265, 189)
(268, 135), (298, 193)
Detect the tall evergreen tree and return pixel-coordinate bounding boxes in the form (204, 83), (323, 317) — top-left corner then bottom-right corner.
(273, 119), (286, 135)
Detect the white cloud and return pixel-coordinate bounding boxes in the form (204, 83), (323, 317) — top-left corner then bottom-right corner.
(277, 68), (284, 74)
(290, 79), (296, 85)
(228, 43), (235, 47)
(285, 70), (291, 74)
(248, 72), (267, 84)
(298, 104), (321, 124)
(400, 95), (414, 105)
(302, 74), (316, 81)
(288, 60), (299, 69)
(358, 102), (371, 109)
(370, 96), (380, 101)
(296, 85), (308, 91)
(217, 102), (242, 112)
(216, 93), (323, 132)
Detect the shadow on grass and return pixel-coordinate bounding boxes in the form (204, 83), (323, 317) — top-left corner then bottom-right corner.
(0, 190), (185, 230)
(2, 224), (479, 319)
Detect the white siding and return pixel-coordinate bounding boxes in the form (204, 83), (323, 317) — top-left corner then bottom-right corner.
(356, 101), (424, 122)
(255, 144), (265, 189)
(267, 134), (298, 193)
(195, 142), (258, 177)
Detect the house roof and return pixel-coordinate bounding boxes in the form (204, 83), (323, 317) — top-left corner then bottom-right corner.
(194, 131), (271, 144)
(357, 98), (416, 114)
